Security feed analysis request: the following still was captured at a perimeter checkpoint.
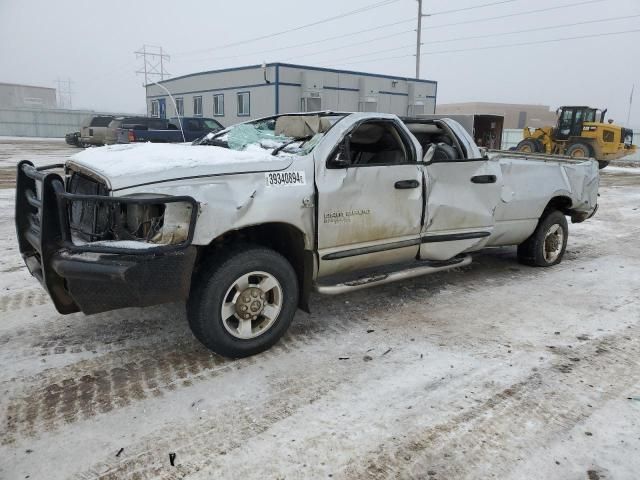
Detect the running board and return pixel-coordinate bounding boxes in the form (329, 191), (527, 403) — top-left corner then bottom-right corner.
(314, 255), (472, 295)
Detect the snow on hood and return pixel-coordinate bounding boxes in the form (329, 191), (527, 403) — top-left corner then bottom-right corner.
(68, 142), (293, 190)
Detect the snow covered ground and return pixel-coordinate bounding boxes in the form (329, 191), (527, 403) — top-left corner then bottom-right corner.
(0, 140), (639, 480)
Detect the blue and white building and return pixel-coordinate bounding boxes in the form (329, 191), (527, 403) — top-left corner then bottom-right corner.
(145, 62), (437, 126)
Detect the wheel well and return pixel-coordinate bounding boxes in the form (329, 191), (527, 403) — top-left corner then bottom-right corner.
(198, 223), (312, 312)
(544, 196), (572, 216)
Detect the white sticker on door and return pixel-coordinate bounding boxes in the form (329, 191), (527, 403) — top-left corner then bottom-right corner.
(265, 171), (306, 187)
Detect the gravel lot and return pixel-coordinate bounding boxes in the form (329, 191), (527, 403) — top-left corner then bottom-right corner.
(1, 138), (639, 480)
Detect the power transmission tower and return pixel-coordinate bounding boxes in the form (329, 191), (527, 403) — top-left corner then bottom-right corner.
(55, 77), (74, 109)
(135, 44), (170, 85)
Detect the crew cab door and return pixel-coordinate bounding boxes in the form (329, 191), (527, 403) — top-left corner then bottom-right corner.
(420, 119), (503, 261)
(316, 118), (423, 277)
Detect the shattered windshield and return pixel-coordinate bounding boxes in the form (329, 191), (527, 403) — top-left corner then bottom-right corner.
(196, 114), (344, 156)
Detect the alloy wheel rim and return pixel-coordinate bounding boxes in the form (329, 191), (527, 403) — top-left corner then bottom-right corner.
(543, 224), (564, 263)
(220, 271), (283, 340)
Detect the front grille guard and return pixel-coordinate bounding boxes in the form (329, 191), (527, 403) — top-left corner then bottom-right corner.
(16, 160), (198, 258)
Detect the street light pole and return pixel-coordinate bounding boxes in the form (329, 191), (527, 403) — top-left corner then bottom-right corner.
(416, 0), (422, 79)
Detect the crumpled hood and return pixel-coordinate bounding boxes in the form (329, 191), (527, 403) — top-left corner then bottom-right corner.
(68, 142), (293, 190)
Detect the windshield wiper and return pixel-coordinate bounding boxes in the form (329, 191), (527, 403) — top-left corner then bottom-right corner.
(271, 136), (311, 156)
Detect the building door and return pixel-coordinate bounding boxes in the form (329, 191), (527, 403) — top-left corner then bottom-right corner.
(158, 98), (166, 119)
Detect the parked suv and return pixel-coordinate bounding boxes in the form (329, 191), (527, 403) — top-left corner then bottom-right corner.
(104, 117), (169, 145)
(79, 115), (115, 146)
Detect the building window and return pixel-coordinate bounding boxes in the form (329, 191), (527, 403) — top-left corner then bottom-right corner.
(150, 100), (159, 118)
(175, 97), (184, 116)
(237, 91), (250, 116)
(213, 94), (224, 116)
(193, 96), (203, 117)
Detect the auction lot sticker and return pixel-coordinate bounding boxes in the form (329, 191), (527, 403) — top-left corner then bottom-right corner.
(265, 171), (306, 187)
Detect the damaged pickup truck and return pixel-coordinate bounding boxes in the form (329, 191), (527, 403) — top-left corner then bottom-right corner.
(15, 112), (599, 357)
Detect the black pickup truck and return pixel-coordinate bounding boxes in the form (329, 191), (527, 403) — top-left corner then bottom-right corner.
(116, 117), (223, 143)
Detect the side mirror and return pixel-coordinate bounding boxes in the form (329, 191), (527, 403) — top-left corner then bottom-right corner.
(479, 146), (488, 158)
(332, 137), (352, 168)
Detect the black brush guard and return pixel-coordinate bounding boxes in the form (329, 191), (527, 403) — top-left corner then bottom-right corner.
(15, 160), (198, 315)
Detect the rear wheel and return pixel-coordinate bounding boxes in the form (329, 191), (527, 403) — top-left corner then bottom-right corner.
(517, 210), (568, 267)
(516, 139), (543, 154)
(566, 142), (593, 159)
(187, 245), (299, 358)
(597, 160), (610, 169)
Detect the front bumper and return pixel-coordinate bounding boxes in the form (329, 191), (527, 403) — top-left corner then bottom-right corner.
(15, 161), (198, 315)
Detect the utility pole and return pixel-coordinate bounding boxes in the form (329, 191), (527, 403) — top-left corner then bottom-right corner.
(55, 77), (74, 109)
(627, 84), (634, 126)
(135, 44), (170, 85)
(416, 0), (422, 79)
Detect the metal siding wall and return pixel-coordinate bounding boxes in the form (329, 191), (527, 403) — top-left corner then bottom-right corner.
(146, 65), (437, 125)
(278, 65), (436, 116)
(146, 66), (278, 127)
(0, 84), (58, 109)
(0, 107), (131, 138)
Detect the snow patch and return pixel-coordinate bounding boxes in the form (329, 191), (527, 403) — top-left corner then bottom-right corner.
(70, 142), (277, 177)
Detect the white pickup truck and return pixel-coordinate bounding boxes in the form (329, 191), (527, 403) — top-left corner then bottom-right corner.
(15, 112), (598, 357)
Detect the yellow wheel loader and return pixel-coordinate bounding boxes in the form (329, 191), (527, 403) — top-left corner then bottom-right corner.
(516, 106), (636, 169)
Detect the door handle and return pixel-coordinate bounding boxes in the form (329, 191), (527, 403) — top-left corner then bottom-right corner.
(395, 179), (420, 189)
(471, 175), (497, 184)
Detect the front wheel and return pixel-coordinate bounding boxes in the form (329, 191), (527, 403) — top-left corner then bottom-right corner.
(187, 245), (299, 358)
(517, 210), (568, 267)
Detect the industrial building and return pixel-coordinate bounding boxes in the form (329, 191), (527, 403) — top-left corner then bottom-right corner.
(0, 82), (57, 109)
(145, 62), (437, 126)
(436, 102), (558, 129)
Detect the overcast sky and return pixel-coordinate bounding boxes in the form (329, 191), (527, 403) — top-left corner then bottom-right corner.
(1, 0), (639, 127)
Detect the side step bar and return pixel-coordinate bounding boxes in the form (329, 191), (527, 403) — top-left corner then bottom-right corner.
(314, 255), (472, 295)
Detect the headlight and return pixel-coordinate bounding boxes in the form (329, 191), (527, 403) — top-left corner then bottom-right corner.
(64, 193), (198, 253)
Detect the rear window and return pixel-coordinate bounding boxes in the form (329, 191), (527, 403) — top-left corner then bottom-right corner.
(90, 116), (114, 127)
(118, 117), (167, 129)
(204, 119), (223, 130)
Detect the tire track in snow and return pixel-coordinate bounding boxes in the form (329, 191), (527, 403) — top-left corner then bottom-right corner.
(0, 289), (50, 313)
(77, 366), (347, 480)
(344, 324), (640, 480)
(0, 315), (368, 444)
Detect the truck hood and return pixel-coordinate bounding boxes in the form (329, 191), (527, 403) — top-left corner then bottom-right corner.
(68, 142), (293, 191)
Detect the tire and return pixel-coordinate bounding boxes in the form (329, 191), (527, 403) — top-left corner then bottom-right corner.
(187, 245), (299, 358)
(516, 139), (543, 154)
(517, 210), (568, 267)
(566, 142), (593, 159)
(597, 160), (609, 169)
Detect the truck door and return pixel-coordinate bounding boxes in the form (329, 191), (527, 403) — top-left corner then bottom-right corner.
(316, 119), (423, 277)
(420, 120), (503, 261)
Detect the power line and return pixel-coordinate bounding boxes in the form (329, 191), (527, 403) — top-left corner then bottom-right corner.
(173, 0), (539, 61)
(282, 30), (413, 62)
(423, 13), (640, 45)
(325, 28), (640, 67)
(172, 20), (415, 64)
(420, 0), (605, 30)
(174, 0), (402, 57)
(173, 0), (607, 68)
(424, 0), (518, 16)
(287, 10), (632, 64)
